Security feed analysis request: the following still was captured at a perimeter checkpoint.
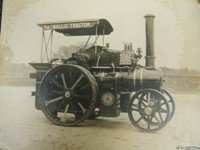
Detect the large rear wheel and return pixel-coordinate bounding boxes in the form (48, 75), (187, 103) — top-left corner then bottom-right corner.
(38, 64), (98, 126)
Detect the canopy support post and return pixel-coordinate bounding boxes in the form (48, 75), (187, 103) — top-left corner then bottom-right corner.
(95, 22), (99, 55)
(50, 30), (53, 60)
(40, 29), (44, 62)
(82, 35), (91, 52)
(40, 30), (54, 63)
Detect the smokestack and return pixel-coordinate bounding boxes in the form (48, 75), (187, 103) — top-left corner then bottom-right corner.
(144, 14), (155, 68)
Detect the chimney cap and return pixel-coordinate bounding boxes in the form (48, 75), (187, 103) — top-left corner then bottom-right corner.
(144, 14), (155, 18)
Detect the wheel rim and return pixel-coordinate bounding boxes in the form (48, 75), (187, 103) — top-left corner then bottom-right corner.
(128, 89), (170, 132)
(162, 89), (175, 121)
(39, 64), (98, 126)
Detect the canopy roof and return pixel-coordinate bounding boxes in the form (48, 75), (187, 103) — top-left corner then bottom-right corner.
(38, 18), (113, 36)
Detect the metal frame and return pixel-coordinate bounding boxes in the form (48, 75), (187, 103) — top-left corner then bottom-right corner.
(39, 21), (107, 62)
(41, 29), (54, 62)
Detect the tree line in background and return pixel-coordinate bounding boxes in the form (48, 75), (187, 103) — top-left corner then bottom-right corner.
(0, 42), (88, 78)
(1, 63), (200, 78)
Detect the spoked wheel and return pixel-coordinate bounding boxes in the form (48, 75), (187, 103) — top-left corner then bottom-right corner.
(128, 89), (170, 132)
(162, 89), (175, 121)
(38, 64), (98, 126)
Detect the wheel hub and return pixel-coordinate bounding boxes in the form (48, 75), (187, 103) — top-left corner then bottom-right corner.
(144, 107), (153, 116)
(64, 91), (71, 98)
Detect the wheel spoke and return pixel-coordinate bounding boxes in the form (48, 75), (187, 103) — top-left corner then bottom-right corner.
(75, 83), (89, 91)
(147, 116), (152, 129)
(136, 116), (143, 123)
(147, 92), (151, 100)
(159, 108), (168, 113)
(61, 73), (68, 89)
(78, 102), (87, 114)
(69, 101), (78, 114)
(132, 108), (144, 114)
(132, 103), (138, 108)
(140, 92), (146, 99)
(70, 74), (84, 90)
(57, 99), (66, 111)
(141, 101), (147, 107)
(61, 104), (69, 122)
(74, 94), (89, 99)
(62, 101), (83, 120)
(148, 122), (150, 129)
(153, 113), (161, 123)
(51, 90), (62, 95)
(45, 96), (63, 106)
(160, 102), (166, 106)
(51, 78), (64, 89)
(158, 112), (163, 122)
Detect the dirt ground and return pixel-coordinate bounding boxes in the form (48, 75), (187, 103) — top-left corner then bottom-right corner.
(0, 86), (200, 150)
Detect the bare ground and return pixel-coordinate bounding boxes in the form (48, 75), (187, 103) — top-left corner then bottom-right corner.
(0, 86), (200, 150)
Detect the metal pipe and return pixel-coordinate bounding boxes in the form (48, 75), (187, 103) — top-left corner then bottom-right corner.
(103, 28), (105, 47)
(50, 30), (53, 61)
(95, 22), (99, 55)
(144, 14), (155, 68)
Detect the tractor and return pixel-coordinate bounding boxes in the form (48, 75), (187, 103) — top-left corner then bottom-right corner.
(30, 15), (175, 132)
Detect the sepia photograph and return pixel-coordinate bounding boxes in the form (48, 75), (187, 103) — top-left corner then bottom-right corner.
(0, 0), (200, 150)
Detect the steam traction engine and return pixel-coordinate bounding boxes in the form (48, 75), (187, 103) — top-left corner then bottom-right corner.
(30, 15), (175, 132)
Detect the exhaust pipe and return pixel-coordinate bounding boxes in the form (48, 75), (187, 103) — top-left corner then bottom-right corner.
(144, 14), (155, 68)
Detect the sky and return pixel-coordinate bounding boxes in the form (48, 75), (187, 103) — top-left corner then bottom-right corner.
(1, 0), (200, 69)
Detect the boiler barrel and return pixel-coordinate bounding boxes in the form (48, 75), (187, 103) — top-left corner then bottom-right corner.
(126, 67), (162, 91)
(94, 67), (162, 92)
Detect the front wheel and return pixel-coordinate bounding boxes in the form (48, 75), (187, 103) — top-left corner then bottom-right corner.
(162, 89), (175, 121)
(128, 89), (170, 132)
